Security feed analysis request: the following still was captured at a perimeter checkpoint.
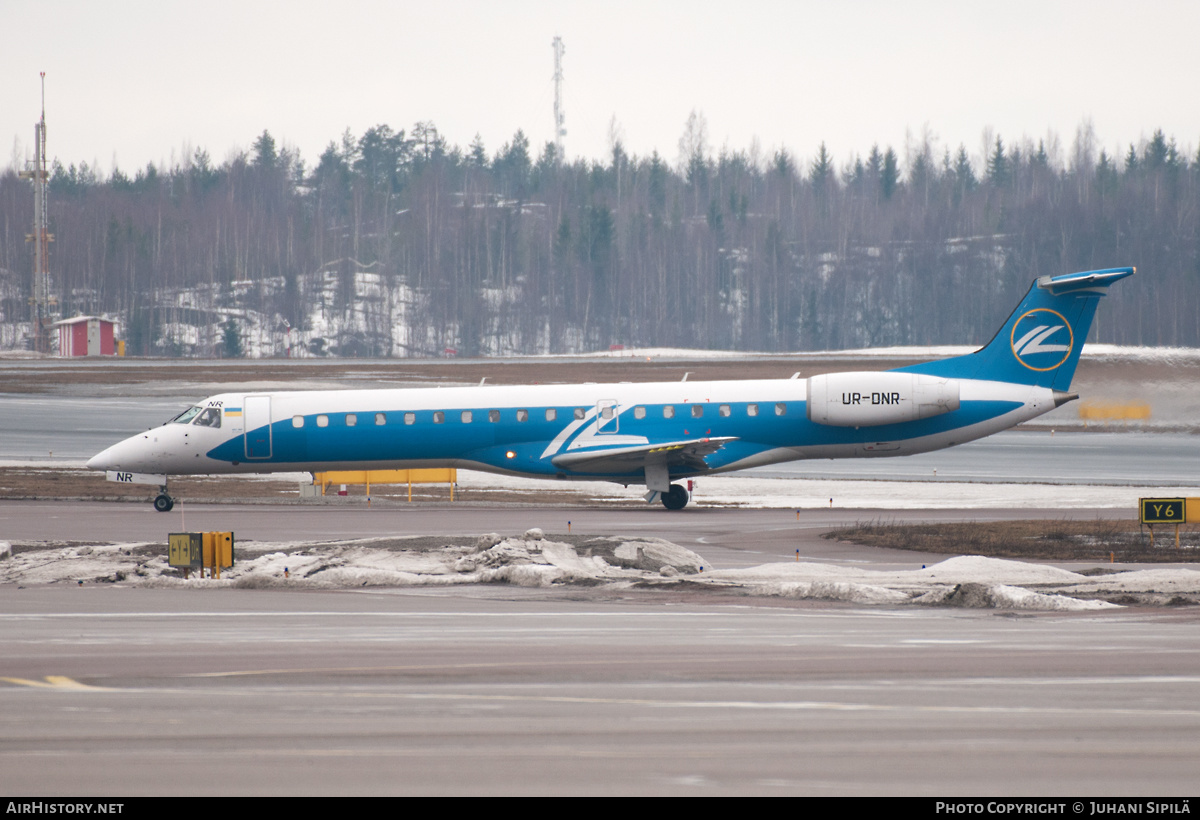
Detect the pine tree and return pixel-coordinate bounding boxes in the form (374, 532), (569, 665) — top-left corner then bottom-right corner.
(866, 145), (883, 183)
(772, 149), (792, 179)
(881, 148), (900, 200)
(221, 318), (244, 358)
(251, 130), (278, 170)
(1125, 143), (1138, 172)
(1144, 129), (1169, 170)
(810, 142), (834, 189)
(648, 151), (668, 219)
(495, 130), (532, 196)
(1096, 150), (1118, 195)
(953, 146), (976, 192)
(987, 137), (1008, 186)
(468, 134), (488, 168)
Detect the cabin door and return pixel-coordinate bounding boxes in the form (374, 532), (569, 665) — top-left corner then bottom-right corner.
(595, 399), (619, 434)
(244, 396), (272, 459)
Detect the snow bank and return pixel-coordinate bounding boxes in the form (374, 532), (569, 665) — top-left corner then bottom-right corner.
(6, 535), (1198, 610)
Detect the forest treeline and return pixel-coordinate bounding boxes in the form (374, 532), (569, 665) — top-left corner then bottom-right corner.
(0, 117), (1196, 356)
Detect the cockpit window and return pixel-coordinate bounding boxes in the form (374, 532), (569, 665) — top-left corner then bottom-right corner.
(193, 407), (222, 428)
(172, 406), (203, 424)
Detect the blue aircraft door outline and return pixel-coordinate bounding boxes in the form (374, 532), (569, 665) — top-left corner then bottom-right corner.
(244, 395), (272, 459)
(596, 399), (619, 434)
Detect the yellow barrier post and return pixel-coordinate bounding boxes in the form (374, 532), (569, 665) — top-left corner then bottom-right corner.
(314, 469), (458, 502)
(1078, 401), (1152, 427)
(201, 532), (234, 579)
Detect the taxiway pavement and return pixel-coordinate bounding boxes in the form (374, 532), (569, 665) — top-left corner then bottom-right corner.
(3, 500), (1198, 795)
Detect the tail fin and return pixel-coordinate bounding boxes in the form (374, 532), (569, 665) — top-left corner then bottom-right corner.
(898, 267), (1135, 389)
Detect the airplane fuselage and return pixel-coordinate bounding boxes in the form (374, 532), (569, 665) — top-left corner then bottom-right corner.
(88, 376), (1057, 481)
(86, 267), (1134, 510)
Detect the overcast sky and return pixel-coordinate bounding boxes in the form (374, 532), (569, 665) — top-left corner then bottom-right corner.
(4, 0), (1199, 177)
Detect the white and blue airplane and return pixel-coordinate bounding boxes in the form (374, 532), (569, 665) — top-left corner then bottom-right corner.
(88, 267), (1134, 512)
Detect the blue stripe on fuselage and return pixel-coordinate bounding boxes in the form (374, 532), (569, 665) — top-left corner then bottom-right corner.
(207, 399), (1022, 478)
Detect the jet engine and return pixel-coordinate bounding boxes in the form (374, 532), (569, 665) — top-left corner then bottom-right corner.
(807, 372), (960, 427)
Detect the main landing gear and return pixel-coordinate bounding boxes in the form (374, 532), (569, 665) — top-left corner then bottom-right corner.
(153, 486), (175, 513)
(661, 484), (690, 510)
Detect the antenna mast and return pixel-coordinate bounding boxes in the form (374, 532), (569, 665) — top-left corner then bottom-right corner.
(19, 73), (56, 353)
(552, 36), (566, 161)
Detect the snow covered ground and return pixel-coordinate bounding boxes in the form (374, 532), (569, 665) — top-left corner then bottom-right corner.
(553, 342), (1200, 363)
(3, 524), (1198, 610)
(451, 469), (1191, 510)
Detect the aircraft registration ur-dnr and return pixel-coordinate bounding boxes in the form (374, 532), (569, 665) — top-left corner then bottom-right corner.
(88, 267), (1134, 511)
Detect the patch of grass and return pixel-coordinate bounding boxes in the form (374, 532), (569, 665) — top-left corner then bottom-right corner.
(824, 519), (1199, 562)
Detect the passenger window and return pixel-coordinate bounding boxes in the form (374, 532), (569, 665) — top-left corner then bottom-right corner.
(517, 409), (529, 422)
(634, 406), (646, 419)
(376, 413), (386, 425)
(489, 410), (500, 423)
(461, 410), (472, 423)
(691, 405), (704, 418)
(404, 412), (415, 425)
(433, 411), (445, 424)
(775, 402), (787, 416)
(719, 405), (731, 417)
(574, 408), (585, 420)
(663, 406), (675, 419)
(346, 414), (357, 427)
(292, 415), (304, 428)
(194, 408), (221, 428)
(316, 415), (329, 427)
(747, 404), (758, 416)
(601, 406), (614, 420)
(545, 408), (556, 421)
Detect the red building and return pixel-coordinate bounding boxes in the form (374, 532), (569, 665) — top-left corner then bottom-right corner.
(55, 316), (116, 356)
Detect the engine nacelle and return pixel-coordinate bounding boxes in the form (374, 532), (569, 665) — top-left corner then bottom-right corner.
(807, 372), (960, 427)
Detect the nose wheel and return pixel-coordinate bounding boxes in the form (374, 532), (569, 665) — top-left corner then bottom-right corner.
(153, 489), (175, 513)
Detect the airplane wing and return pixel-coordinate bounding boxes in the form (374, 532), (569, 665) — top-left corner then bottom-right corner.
(549, 437), (738, 475)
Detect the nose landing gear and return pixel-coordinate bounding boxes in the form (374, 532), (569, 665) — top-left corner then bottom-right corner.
(153, 487), (175, 513)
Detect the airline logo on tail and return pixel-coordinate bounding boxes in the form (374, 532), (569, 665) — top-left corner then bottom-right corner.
(1010, 308), (1073, 371)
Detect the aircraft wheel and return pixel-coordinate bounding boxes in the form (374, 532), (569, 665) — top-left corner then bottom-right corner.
(661, 484), (689, 510)
(153, 494), (174, 513)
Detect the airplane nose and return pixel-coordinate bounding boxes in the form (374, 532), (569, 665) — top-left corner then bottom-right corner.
(87, 443), (119, 471)
(87, 434), (155, 472)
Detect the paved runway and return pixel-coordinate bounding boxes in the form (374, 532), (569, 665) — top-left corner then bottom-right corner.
(3, 500), (1200, 795)
(2, 584), (1198, 796)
